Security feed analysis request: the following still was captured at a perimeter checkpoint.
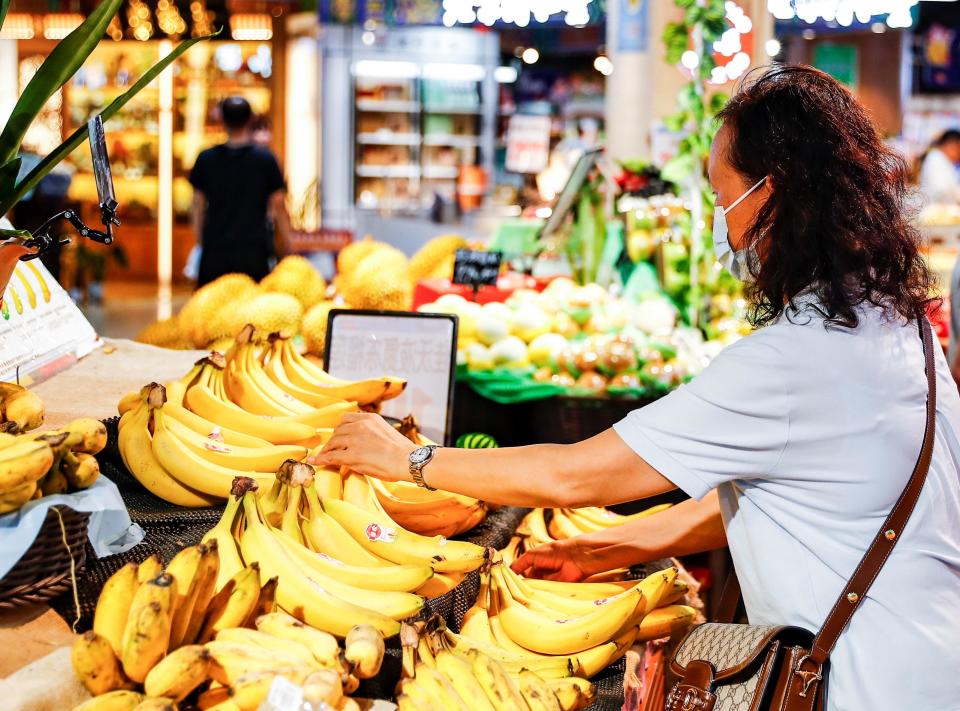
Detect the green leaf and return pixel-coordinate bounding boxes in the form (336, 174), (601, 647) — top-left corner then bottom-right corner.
(1, 32), (216, 215)
(0, 0), (10, 34)
(675, 0), (696, 8)
(709, 92), (729, 115)
(664, 113), (686, 133)
(661, 153), (696, 185)
(0, 0), (124, 167)
(0, 157), (20, 194)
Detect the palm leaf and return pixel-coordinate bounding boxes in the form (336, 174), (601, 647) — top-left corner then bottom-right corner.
(0, 32), (216, 216)
(0, 0), (10, 34)
(0, 0), (123, 167)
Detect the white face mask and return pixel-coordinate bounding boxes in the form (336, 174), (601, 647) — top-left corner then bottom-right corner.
(712, 177), (767, 282)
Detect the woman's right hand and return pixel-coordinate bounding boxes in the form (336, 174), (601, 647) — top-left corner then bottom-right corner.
(510, 538), (599, 582)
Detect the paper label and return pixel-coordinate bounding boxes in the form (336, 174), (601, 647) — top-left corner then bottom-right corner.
(203, 441), (232, 453)
(265, 675), (304, 710)
(365, 522), (397, 543)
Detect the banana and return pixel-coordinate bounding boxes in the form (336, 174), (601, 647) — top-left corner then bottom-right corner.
(196, 686), (231, 709)
(143, 644), (211, 701)
(198, 564), (262, 643)
(151, 409), (274, 497)
(245, 575), (279, 625)
(201, 496), (245, 592)
(0, 479), (39, 512)
(263, 340), (342, 408)
(415, 664), (471, 709)
(254, 611), (340, 668)
(278, 483), (305, 545)
(435, 650), (497, 711)
(59, 450), (100, 489)
(94, 562), (141, 657)
(280, 339), (406, 405)
(300, 484), (391, 567)
(575, 628), (636, 678)
(205, 641), (316, 686)
(399, 678), (445, 711)
(345, 624), (385, 679)
(132, 700), (177, 711)
(215, 628), (317, 666)
(568, 503), (672, 529)
(237, 493), (403, 636)
(0, 438), (53, 492)
(228, 667), (315, 711)
(0, 381), (44, 433)
(416, 571), (463, 599)
(322, 497), (487, 574)
(224, 342), (312, 417)
(441, 631), (579, 679)
(136, 555), (163, 584)
(547, 509), (583, 540)
(371, 477), (487, 537)
(517, 508), (554, 547)
(71, 630), (133, 696)
(119, 391), (141, 416)
(119, 404), (220, 508)
(161, 412), (307, 472)
(181, 540), (222, 645)
(269, 521), (433, 593)
(460, 602), (495, 645)
(121, 573), (175, 683)
(493, 568), (644, 655)
(548, 678), (595, 711)
(183, 365), (316, 444)
(72, 690), (144, 711)
(499, 537), (522, 567)
(523, 577), (635, 600)
(337, 698), (362, 711)
(310, 467), (342, 501)
(166, 544), (206, 649)
(43, 417), (109, 455)
(636, 604), (696, 642)
(162, 398), (272, 449)
(302, 667), (344, 708)
(517, 669), (560, 711)
(467, 648), (529, 711)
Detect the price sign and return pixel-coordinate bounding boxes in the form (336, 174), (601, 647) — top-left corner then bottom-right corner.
(452, 249), (502, 290)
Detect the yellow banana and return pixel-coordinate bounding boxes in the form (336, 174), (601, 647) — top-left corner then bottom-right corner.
(435, 649), (497, 711)
(548, 677), (595, 711)
(71, 630), (133, 696)
(161, 412), (307, 471)
(636, 604), (696, 642)
(416, 571), (463, 599)
(204, 641), (317, 686)
(254, 611), (340, 667)
(198, 564), (262, 643)
(0, 437), (53, 492)
(151, 409), (274, 497)
(180, 540), (222, 645)
(263, 339), (342, 408)
(399, 678), (445, 711)
(72, 690), (145, 711)
(224, 343), (312, 417)
(322, 497), (487, 574)
(0, 479), (38, 512)
(300, 484), (391, 567)
(518, 669), (560, 711)
(280, 339), (406, 405)
(522, 576), (637, 600)
(517, 508), (554, 547)
(143, 644), (211, 701)
(93, 562), (140, 657)
(183, 365), (316, 444)
(467, 648), (529, 711)
(132, 699), (177, 711)
(166, 544), (206, 649)
(201, 496), (245, 592)
(121, 573), (175, 683)
(47, 417), (108, 455)
(138, 555), (163, 584)
(0, 381), (44, 433)
(162, 398), (272, 449)
(547, 509), (583, 540)
(195, 686), (231, 710)
(237, 493), (402, 637)
(415, 664), (471, 709)
(228, 667), (316, 711)
(215, 628), (317, 666)
(345, 624), (385, 679)
(245, 575), (279, 625)
(60, 450), (100, 489)
(575, 627), (636, 677)
(441, 630), (579, 678)
(278, 483), (305, 545)
(301, 667), (344, 708)
(118, 391), (141, 416)
(119, 404), (219, 507)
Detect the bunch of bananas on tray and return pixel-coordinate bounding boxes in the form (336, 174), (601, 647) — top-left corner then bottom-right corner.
(116, 324), (487, 536)
(198, 471), (486, 643)
(72, 538), (381, 711)
(0, 416), (107, 515)
(398, 617), (597, 711)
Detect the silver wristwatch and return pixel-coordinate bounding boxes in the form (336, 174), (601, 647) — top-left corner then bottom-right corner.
(409, 445), (439, 491)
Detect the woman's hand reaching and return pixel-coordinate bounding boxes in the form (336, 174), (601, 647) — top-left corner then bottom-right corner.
(510, 538), (601, 582)
(308, 412), (417, 482)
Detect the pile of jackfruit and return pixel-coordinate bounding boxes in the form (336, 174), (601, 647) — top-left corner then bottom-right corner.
(136, 235), (468, 356)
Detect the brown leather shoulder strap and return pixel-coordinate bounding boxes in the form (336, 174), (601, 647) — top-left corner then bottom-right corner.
(808, 313), (937, 665)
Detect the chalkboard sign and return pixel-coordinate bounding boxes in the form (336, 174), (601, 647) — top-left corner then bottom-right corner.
(452, 249), (502, 289)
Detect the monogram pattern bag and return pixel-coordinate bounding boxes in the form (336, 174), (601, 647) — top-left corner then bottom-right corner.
(667, 314), (937, 711)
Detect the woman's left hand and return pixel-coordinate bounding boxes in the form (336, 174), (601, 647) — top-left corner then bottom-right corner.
(308, 412), (417, 482)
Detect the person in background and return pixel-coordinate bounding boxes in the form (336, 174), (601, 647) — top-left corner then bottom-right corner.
(189, 97), (290, 287)
(919, 129), (960, 206)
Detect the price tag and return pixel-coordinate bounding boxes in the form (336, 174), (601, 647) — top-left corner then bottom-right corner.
(452, 249), (502, 289)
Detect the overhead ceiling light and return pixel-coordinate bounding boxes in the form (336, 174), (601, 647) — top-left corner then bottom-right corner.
(230, 14), (272, 41)
(593, 55), (613, 76)
(361, 30), (376, 45)
(42, 14), (83, 40)
(765, 38), (782, 57)
(522, 48), (540, 65)
(767, 0), (919, 28)
(0, 14), (34, 39)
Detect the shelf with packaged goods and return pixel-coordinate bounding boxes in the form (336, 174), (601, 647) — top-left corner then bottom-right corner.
(357, 132), (422, 146)
(422, 134), (480, 148)
(356, 99), (422, 113)
(356, 164), (422, 178)
(424, 105), (482, 115)
(421, 165), (460, 180)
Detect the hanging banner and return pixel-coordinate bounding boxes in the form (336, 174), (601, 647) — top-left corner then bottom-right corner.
(616, 0), (648, 52)
(389, 0), (443, 26)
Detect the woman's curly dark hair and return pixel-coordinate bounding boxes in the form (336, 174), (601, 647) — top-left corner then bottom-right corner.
(717, 64), (935, 328)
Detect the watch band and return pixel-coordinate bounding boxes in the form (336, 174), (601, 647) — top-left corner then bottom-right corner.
(410, 445), (438, 491)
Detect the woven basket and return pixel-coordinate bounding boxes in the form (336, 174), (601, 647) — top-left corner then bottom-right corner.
(0, 505), (89, 611)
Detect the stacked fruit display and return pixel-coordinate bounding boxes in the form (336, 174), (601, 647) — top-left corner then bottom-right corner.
(398, 559), (694, 711)
(71, 538), (379, 711)
(136, 235), (471, 354)
(419, 279), (729, 398)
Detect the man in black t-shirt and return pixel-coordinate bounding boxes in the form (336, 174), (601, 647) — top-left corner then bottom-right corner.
(188, 97), (289, 287)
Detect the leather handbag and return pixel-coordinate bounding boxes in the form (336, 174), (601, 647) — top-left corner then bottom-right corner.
(666, 314), (937, 711)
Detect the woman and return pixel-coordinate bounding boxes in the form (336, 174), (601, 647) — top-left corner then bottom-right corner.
(313, 66), (960, 710)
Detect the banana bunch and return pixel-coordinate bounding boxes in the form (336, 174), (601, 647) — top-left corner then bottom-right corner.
(0, 417), (107, 515)
(0, 381), (44, 433)
(398, 618), (598, 711)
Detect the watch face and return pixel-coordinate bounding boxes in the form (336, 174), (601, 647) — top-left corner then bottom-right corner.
(410, 446), (433, 465)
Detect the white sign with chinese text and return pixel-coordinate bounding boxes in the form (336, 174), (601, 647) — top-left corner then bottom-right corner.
(326, 312), (457, 444)
(505, 114), (552, 174)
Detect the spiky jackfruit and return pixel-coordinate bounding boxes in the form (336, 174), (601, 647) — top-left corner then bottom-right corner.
(178, 274), (259, 347)
(260, 255), (327, 309)
(337, 246), (413, 311)
(136, 317), (191, 349)
(237, 292), (304, 340)
(301, 301), (338, 356)
(337, 236), (382, 275)
(410, 234), (467, 283)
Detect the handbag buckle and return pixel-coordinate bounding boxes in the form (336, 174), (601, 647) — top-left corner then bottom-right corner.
(793, 654), (822, 698)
